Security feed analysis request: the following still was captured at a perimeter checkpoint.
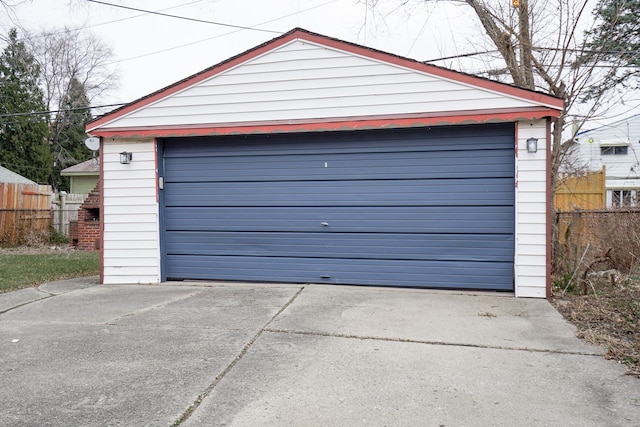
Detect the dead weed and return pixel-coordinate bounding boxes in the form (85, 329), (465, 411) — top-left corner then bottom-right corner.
(552, 276), (640, 377)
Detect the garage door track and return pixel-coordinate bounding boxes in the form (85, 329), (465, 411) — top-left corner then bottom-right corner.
(1, 279), (639, 426)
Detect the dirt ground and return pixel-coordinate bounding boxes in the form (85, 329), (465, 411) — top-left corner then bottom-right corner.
(551, 274), (640, 377)
(0, 244), (78, 255)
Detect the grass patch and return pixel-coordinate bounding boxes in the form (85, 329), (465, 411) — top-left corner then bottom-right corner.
(0, 251), (99, 293)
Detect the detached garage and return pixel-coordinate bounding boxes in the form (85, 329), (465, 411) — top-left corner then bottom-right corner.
(87, 28), (562, 298)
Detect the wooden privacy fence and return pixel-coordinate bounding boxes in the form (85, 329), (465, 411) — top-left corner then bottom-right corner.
(554, 166), (606, 212)
(0, 183), (52, 245)
(51, 192), (88, 236)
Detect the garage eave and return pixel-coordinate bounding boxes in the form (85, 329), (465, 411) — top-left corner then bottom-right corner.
(90, 107), (560, 139)
(87, 28), (563, 134)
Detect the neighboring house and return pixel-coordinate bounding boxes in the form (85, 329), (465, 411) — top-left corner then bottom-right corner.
(61, 157), (99, 194)
(0, 165), (37, 185)
(86, 28), (563, 298)
(51, 158), (100, 239)
(570, 113), (640, 208)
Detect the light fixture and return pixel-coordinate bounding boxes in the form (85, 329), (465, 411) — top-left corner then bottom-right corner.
(526, 137), (538, 153)
(119, 151), (132, 164)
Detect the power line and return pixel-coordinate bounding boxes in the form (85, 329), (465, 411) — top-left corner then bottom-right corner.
(534, 47), (640, 55)
(20, 0), (206, 41)
(424, 50), (499, 63)
(0, 103), (126, 120)
(86, 0), (281, 34)
(106, 0), (339, 66)
(425, 46), (640, 63)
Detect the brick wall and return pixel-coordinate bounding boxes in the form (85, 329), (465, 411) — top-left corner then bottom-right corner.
(69, 220), (78, 246)
(77, 183), (100, 251)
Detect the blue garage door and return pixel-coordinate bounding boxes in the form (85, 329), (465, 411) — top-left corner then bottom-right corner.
(160, 123), (515, 290)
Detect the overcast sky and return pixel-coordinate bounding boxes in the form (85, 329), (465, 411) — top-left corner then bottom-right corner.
(2, 0), (479, 107)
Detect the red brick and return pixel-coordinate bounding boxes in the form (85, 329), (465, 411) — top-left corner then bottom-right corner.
(77, 182), (100, 252)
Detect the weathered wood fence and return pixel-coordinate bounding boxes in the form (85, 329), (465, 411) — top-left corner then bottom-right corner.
(0, 183), (53, 245)
(51, 192), (88, 236)
(554, 166), (606, 212)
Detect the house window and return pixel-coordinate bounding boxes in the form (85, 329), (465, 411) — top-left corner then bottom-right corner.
(601, 146), (628, 155)
(611, 189), (636, 207)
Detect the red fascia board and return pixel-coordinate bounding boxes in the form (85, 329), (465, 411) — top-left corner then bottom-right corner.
(89, 108), (561, 139)
(87, 28), (563, 132)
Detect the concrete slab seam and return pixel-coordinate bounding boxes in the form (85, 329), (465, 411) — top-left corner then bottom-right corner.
(171, 285), (307, 426)
(33, 286), (55, 297)
(103, 288), (209, 325)
(263, 328), (605, 357)
(0, 291), (52, 315)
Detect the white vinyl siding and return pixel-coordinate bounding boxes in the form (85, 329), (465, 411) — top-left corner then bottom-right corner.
(93, 34), (561, 297)
(515, 120), (548, 297)
(102, 139), (160, 284)
(98, 40), (553, 130)
(568, 114), (640, 204)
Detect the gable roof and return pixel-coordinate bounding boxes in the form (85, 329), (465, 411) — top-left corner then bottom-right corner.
(577, 112), (640, 137)
(61, 158), (100, 176)
(0, 165), (37, 184)
(88, 28), (563, 138)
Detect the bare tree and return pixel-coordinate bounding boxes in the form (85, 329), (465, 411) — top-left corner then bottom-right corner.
(26, 28), (119, 114)
(0, 1), (30, 37)
(362, 0), (628, 177)
(20, 28), (118, 190)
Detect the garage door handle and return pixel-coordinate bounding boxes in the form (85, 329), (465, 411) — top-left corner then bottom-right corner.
(321, 221), (329, 226)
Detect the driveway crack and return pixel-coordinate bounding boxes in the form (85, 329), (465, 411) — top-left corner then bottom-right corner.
(103, 288), (208, 325)
(171, 285), (306, 426)
(262, 328), (604, 357)
(0, 289), (53, 315)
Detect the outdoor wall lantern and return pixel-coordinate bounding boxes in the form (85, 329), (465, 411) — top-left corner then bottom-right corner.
(119, 151), (133, 164)
(526, 137), (538, 153)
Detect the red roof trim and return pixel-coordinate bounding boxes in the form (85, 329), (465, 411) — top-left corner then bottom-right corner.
(87, 28), (563, 132)
(90, 108), (561, 138)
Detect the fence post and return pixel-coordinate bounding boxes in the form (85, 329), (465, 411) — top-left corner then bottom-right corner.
(60, 191), (67, 235)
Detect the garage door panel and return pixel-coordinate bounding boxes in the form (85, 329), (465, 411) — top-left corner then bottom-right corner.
(164, 149), (514, 182)
(165, 255), (513, 289)
(164, 178), (514, 207)
(163, 125), (514, 158)
(164, 206), (514, 234)
(161, 124), (515, 290)
(165, 232), (514, 261)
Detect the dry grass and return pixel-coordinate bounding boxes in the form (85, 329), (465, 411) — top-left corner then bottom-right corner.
(552, 274), (640, 377)
(553, 209), (640, 377)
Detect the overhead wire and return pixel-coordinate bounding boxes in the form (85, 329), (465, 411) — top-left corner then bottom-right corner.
(425, 47), (640, 63)
(86, 0), (281, 34)
(21, 0), (206, 40)
(103, 0), (338, 66)
(0, 103), (126, 126)
(1, 0), (340, 120)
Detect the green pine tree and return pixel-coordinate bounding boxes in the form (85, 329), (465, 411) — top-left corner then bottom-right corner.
(584, 0), (640, 94)
(0, 28), (52, 184)
(50, 77), (94, 191)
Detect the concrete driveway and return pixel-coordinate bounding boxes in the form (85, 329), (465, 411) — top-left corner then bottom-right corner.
(1, 278), (639, 426)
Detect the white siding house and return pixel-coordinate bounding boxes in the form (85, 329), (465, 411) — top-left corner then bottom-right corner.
(87, 28), (562, 298)
(570, 113), (640, 207)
